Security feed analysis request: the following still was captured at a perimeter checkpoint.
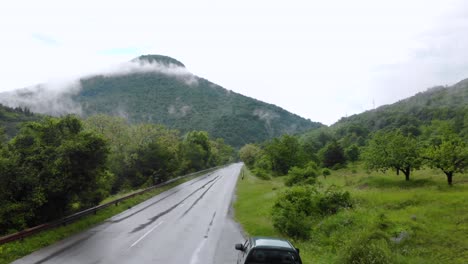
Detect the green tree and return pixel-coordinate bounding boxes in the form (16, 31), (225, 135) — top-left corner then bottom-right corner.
(209, 138), (235, 166)
(264, 135), (306, 175)
(0, 116), (110, 232)
(239, 144), (262, 167)
(424, 132), (468, 185)
(345, 144), (360, 163)
(320, 140), (346, 168)
(364, 130), (422, 181)
(180, 131), (212, 171)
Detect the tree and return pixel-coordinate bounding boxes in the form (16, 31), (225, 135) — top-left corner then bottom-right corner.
(320, 140), (346, 168)
(345, 144), (360, 163)
(364, 130), (422, 181)
(424, 133), (468, 185)
(209, 138), (235, 166)
(239, 144), (262, 167)
(0, 116), (111, 232)
(264, 135), (306, 175)
(180, 131), (212, 171)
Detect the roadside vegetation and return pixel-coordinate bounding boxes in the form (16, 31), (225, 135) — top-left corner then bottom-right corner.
(237, 114), (467, 263)
(0, 169), (217, 264)
(235, 165), (468, 263)
(0, 114), (235, 237)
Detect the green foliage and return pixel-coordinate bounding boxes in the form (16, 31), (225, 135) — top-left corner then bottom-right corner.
(320, 140), (346, 168)
(345, 144), (360, 162)
(285, 162), (319, 186)
(70, 57), (323, 148)
(317, 186), (352, 215)
(271, 186), (316, 239)
(239, 144), (262, 168)
(339, 231), (392, 264)
(0, 116), (110, 232)
(271, 184), (353, 239)
(363, 129), (422, 181)
(85, 115), (235, 190)
(236, 165), (468, 263)
(0, 172), (206, 264)
(180, 131), (211, 171)
(264, 134), (306, 175)
(0, 104), (40, 140)
(322, 168), (331, 177)
(251, 168), (272, 180)
(423, 126), (468, 185)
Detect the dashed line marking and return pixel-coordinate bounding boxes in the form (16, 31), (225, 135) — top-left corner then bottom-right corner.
(130, 221), (164, 248)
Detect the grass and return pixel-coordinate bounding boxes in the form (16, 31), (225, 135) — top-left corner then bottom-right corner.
(0, 168), (218, 264)
(234, 164), (468, 264)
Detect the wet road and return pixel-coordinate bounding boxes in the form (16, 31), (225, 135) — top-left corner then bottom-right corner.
(13, 163), (244, 264)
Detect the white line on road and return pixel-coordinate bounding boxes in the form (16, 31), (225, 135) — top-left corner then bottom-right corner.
(189, 237), (207, 264)
(130, 221), (164, 248)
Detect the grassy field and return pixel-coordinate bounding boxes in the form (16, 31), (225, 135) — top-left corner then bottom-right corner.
(0, 168), (219, 264)
(234, 164), (468, 263)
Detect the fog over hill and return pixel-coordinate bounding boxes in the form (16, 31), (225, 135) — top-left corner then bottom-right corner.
(0, 55), (322, 147)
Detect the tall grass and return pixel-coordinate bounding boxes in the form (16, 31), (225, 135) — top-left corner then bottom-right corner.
(234, 164), (468, 263)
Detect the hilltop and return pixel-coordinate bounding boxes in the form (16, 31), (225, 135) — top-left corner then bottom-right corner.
(0, 55), (323, 147)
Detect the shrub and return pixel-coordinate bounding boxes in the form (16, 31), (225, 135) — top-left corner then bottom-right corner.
(271, 186), (317, 239)
(339, 231), (393, 264)
(252, 168), (271, 180)
(322, 168), (331, 177)
(272, 185), (353, 239)
(285, 162), (318, 186)
(318, 186), (352, 215)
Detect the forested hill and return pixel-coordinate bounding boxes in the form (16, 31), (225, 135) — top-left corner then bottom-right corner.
(74, 55), (322, 147)
(0, 55), (322, 147)
(332, 78), (468, 135)
(0, 104), (39, 139)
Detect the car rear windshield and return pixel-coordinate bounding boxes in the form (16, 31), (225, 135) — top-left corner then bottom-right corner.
(245, 248), (301, 264)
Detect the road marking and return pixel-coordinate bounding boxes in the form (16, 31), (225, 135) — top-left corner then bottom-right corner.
(130, 221), (164, 248)
(189, 238), (207, 264)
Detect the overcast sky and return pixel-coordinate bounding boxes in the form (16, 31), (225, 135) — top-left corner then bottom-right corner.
(1, 0), (468, 125)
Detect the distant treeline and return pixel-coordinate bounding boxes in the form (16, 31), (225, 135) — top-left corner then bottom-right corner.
(0, 114), (235, 235)
(240, 118), (467, 186)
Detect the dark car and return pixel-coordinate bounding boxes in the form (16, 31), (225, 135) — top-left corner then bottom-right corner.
(235, 236), (302, 264)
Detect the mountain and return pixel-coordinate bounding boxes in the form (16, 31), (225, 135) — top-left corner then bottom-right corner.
(333, 78), (468, 134)
(0, 55), (322, 147)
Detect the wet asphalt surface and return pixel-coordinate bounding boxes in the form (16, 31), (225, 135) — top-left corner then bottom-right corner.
(13, 163), (245, 264)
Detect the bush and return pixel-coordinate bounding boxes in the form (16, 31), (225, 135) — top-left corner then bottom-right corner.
(272, 185), (353, 239)
(252, 168), (271, 180)
(271, 186), (316, 239)
(318, 186), (352, 215)
(322, 168), (331, 177)
(285, 162), (318, 186)
(339, 231), (393, 264)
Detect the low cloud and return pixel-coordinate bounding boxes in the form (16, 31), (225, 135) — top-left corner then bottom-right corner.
(0, 80), (83, 116)
(0, 58), (199, 117)
(168, 104), (192, 117)
(99, 59), (199, 86)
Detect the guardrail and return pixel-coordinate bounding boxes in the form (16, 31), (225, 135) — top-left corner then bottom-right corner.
(0, 165), (225, 245)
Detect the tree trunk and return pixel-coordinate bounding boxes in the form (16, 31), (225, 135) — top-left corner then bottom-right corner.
(403, 167), (410, 181)
(445, 171), (453, 186)
(396, 168), (400, 175)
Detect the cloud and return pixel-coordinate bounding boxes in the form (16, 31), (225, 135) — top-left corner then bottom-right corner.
(0, 58), (199, 116)
(0, 80), (83, 116)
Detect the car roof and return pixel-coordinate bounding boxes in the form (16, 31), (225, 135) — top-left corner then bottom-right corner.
(249, 237), (295, 250)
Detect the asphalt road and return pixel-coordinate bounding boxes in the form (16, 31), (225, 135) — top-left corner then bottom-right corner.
(13, 163), (245, 264)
